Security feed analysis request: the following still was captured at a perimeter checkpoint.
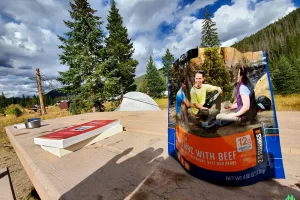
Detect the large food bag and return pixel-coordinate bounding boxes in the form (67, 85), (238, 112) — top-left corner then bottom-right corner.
(167, 47), (285, 186)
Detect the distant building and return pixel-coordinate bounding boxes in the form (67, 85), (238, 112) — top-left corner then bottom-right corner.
(57, 100), (71, 110)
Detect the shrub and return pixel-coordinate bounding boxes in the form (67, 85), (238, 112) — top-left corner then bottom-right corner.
(68, 97), (93, 115)
(5, 105), (23, 117)
(69, 99), (83, 115)
(0, 107), (5, 114)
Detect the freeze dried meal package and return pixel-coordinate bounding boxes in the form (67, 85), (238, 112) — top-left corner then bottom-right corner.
(167, 47), (285, 186)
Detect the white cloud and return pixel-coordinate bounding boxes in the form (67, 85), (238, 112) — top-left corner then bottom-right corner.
(221, 38), (238, 47)
(214, 0), (297, 42)
(154, 60), (163, 70)
(176, 0), (217, 17)
(0, 0), (297, 97)
(0, 20), (67, 97)
(0, 0), (69, 33)
(116, 0), (179, 36)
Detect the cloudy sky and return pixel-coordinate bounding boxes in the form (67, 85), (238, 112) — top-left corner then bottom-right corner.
(0, 0), (298, 98)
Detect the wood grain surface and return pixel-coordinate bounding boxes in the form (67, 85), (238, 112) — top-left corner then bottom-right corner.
(5, 111), (300, 200)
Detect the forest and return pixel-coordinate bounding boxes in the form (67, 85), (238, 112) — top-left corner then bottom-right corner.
(232, 8), (300, 95)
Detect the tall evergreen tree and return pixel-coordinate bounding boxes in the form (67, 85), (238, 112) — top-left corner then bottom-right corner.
(32, 95), (38, 105)
(57, 0), (115, 113)
(201, 7), (221, 47)
(273, 56), (300, 95)
(105, 0), (138, 97)
(0, 92), (7, 113)
(162, 48), (175, 77)
(43, 94), (48, 107)
(11, 97), (15, 105)
(20, 94), (26, 107)
(201, 48), (232, 100)
(145, 56), (165, 98)
(138, 78), (147, 93)
(26, 96), (30, 108)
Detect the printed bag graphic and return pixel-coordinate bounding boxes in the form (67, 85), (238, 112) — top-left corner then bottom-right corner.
(167, 47), (285, 186)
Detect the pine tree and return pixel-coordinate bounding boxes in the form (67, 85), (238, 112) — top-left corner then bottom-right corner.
(201, 7), (221, 47)
(145, 56), (165, 98)
(105, 0), (138, 97)
(162, 48), (175, 90)
(20, 94), (26, 107)
(43, 95), (48, 107)
(162, 48), (175, 77)
(0, 92), (7, 113)
(32, 95), (38, 105)
(26, 96), (30, 108)
(201, 48), (232, 100)
(11, 97), (15, 105)
(50, 96), (55, 105)
(138, 78), (147, 93)
(273, 56), (300, 95)
(57, 0), (114, 113)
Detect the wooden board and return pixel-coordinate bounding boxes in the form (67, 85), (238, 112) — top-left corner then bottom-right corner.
(0, 168), (16, 200)
(5, 111), (168, 200)
(5, 111), (300, 200)
(40, 125), (123, 157)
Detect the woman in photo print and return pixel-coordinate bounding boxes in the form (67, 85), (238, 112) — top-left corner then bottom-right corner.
(217, 66), (258, 125)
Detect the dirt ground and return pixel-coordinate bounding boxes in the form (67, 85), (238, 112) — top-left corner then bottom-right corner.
(0, 144), (39, 200)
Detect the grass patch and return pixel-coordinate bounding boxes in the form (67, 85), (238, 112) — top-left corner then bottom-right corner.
(103, 101), (120, 111)
(274, 94), (300, 111)
(0, 106), (71, 146)
(154, 97), (168, 109)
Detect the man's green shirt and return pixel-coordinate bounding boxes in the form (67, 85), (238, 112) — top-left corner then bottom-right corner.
(190, 84), (216, 115)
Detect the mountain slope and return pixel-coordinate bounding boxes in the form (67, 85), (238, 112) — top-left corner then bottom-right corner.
(231, 8), (300, 94)
(46, 89), (68, 99)
(232, 8), (300, 70)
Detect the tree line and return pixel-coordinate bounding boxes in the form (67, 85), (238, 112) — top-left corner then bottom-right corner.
(0, 92), (59, 114)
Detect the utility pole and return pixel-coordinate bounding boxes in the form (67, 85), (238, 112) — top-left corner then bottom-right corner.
(36, 68), (47, 115)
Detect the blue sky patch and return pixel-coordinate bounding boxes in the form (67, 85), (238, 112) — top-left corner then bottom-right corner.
(0, 13), (21, 24)
(156, 21), (177, 40)
(192, 0), (233, 19)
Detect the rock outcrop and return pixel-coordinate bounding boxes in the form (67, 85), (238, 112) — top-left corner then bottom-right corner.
(188, 47), (265, 70)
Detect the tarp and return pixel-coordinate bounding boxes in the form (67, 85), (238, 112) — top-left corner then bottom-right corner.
(168, 47), (285, 186)
(115, 92), (161, 111)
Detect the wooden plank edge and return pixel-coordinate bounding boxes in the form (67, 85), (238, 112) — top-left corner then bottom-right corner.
(0, 167), (17, 200)
(5, 126), (59, 200)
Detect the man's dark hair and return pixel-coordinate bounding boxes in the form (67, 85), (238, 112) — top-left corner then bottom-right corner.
(181, 77), (186, 84)
(195, 70), (205, 77)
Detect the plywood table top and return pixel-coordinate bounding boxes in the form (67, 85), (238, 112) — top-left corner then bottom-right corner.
(5, 111), (300, 200)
